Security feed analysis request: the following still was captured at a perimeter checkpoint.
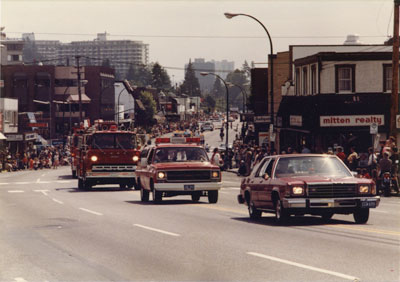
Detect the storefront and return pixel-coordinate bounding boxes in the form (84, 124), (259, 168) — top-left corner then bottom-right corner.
(277, 93), (391, 154)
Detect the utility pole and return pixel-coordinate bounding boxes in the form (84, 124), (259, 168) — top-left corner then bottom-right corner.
(391, 0), (400, 138)
(75, 56), (83, 123)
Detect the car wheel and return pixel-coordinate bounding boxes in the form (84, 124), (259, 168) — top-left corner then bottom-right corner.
(152, 188), (162, 203)
(321, 212), (334, 221)
(208, 190), (218, 203)
(191, 193), (201, 202)
(248, 200), (262, 220)
(140, 186), (149, 202)
(72, 170), (77, 179)
(78, 178), (84, 190)
(275, 198), (289, 224)
(353, 208), (369, 224)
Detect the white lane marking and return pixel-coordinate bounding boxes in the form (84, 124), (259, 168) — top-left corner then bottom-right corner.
(247, 252), (359, 281)
(36, 178), (40, 183)
(41, 174), (46, 177)
(52, 198), (64, 204)
(56, 180), (72, 183)
(15, 182), (29, 185)
(14, 278), (27, 282)
(34, 190), (49, 196)
(371, 209), (389, 213)
(37, 181), (51, 184)
(8, 190), (24, 193)
(79, 208), (103, 216)
(222, 187), (240, 190)
(0, 183), (10, 185)
(134, 224), (180, 237)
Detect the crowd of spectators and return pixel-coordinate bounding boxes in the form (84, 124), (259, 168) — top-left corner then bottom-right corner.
(0, 145), (70, 172)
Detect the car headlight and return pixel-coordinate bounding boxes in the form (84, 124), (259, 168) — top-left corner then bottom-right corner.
(132, 155), (139, 162)
(212, 171), (220, 178)
(157, 171), (166, 179)
(90, 155), (98, 162)
(359, 185), (370, 194)
(291, 186), (304, 195)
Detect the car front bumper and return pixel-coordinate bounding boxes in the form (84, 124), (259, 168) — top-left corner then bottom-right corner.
(154, 182), (222, 191)
(282, 196), (380, 209)
(85, 171), (136, 178)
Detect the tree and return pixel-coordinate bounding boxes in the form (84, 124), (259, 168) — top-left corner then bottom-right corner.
(126, 64), (152, 87)
(226, 69), (249, 111)
(136, 91), (157, 127)
(151, 62), (171, 90)
(181, 60), (201, 97)
(203, 94), (216, 113)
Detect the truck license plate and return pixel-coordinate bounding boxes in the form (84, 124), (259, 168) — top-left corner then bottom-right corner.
(361, 201), (376, 208)
(184, 184), (195, 190)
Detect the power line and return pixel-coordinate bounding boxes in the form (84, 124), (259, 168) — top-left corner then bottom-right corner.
(7, 31), (389, 40)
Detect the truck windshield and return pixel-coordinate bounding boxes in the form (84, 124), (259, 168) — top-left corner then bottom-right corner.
(154, 147), (209, 163)
(92, 133), (137, 149)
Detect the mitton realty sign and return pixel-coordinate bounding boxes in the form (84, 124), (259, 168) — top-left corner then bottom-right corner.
(320, 115), (384, 127)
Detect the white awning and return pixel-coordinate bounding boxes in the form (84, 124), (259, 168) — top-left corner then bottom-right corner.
(0, 132), (7, 140)
(67, 94), (91, 103)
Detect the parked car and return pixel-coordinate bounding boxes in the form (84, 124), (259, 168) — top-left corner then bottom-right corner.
(238, 154), (380, 224)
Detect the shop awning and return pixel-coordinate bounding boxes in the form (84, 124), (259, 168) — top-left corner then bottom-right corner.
(0, 132), (7, 140)
(67, 94), (91, 103)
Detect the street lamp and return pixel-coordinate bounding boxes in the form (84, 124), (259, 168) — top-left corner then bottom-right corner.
(200, 72), (230, 155)
(224, 12), (274, 142)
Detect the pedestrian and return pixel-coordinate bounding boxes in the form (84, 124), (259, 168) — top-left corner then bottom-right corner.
(367, 147), (377, 175)
(347, 146), (359, 171)
(211, 148), (223, 170)
(335, 146), (346, 163)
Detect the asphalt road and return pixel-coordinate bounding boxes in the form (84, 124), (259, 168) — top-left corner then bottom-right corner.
(0, 125), (399, 281)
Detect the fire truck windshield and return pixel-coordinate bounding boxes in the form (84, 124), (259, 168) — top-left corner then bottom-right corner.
(91, 133), (137, 149)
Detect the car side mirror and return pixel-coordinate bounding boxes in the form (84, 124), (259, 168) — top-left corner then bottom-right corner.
(263, 173), (270, 180)
(140, 158), (147, 167)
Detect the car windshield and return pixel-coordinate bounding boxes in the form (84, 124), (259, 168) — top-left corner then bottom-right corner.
(274, 156), (351, 178)
(154, 147), (209, 163)
(92, 133), (137, 149)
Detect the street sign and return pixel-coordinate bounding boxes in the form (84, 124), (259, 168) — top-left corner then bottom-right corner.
(370, 123), (378, 134)
(254, 115), (271, 123)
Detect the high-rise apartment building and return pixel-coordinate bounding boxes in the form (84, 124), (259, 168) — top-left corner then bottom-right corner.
(22, 33), (149, 79)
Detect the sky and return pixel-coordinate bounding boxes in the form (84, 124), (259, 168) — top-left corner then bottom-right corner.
(0, 0), (396, 83)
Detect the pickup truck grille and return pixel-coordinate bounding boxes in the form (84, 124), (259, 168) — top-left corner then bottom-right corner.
(167, 170), (211, 182)
(92, 165), (136, 172)
(307, 183), (357, 198)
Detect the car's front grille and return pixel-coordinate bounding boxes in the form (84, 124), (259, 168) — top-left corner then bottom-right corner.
(92, 165), (136, 172)
(307, 183), (357, 198)
(166, 170), (211, 182)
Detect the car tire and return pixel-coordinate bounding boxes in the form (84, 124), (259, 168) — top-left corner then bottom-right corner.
(72, 170), (77, 179)
(248, 200), (262, 220)
(208, 190), (218, 204)
(191, 193), (201, 202)
(353, 208), (369, 224)
(78, 178), (84, 190)
(140, 186), (149, 202)
(321, 212), (334, 221)
(275, 198), (289, 224)
(152, 188), (162, 203)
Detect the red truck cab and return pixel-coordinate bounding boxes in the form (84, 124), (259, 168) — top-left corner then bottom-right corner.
(135, 137), (222, 203)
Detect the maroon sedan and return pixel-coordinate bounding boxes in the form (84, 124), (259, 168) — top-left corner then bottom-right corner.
(238, 154), (380, 224)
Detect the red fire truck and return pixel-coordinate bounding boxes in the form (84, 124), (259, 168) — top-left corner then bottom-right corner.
(69, 127), (85, 178)
(75, 120), (141, 190)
